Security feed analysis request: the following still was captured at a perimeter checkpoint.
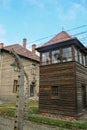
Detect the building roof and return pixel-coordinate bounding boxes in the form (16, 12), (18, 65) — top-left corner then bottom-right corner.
(43, 31), (73, 46)
(36, 31), (87, 54)
(3, 44), (39, 62)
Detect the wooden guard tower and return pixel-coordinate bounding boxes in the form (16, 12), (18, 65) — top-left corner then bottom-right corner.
(37, 31), (87, 118)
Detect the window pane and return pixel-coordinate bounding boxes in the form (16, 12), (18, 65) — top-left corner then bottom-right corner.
(32, 64), (36, 69)
(0, 54), (1, 61)
(52, 86), (59, 96)
(74, 48), (78, 62)
(83, 55), (86, 66)
(42, 52), (50, 65)
(62, 47), (72, 62)
(79, 52), (82, 64)
(13, 80), (18, 93)
(31, 64), (36, 74)
(52, 50), (60, 63)
(30, 82), (35, 97)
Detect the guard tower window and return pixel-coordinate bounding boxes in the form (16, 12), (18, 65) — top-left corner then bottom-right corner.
(83, 55), (86, 66)
(42, 52), (50, 65)
(74, 47), (78, 62)
(79, 52), (83, 64)
(52, 50), (61, 63)
(62, 47), (72, 62)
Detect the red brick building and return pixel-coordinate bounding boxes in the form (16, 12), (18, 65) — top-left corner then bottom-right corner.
(0, 39), (39, 101)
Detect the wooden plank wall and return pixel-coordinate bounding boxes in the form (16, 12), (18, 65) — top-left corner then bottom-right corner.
(39, 61), (77, 116)
(76, 62), (87, 115)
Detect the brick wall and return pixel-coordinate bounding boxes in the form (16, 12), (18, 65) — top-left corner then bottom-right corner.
(0, 51), (39, 101)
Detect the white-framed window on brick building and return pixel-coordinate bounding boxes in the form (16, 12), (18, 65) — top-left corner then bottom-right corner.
(31, 64), (36, 75)
(32, 64), (36, 69)
(30, 82), (35, 97)
(13, 80), (18, 93)
(0, 55), (1, 61)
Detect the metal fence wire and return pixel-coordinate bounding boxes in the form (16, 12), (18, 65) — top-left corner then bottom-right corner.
(0, 98), (63, 130)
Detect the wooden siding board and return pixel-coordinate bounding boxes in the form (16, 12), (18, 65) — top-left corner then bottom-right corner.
(39, 62), (77, 116)
(75, 62), (87, 114)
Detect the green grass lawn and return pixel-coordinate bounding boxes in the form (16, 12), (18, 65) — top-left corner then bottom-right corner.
(0, 100), (87, 130)
(0, 102), (16, 108)
(0, 102), (15, 116)
(0, 100), (38, 116)
(29, 115), (87, 130)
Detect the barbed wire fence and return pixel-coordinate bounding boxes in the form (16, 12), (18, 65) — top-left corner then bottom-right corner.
(0, 23), (87, 130)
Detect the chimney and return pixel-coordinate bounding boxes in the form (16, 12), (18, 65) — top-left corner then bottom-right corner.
(23, 38), (27, 48)
(0, 43), (4, 48)
(32, 44), (36, 54)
